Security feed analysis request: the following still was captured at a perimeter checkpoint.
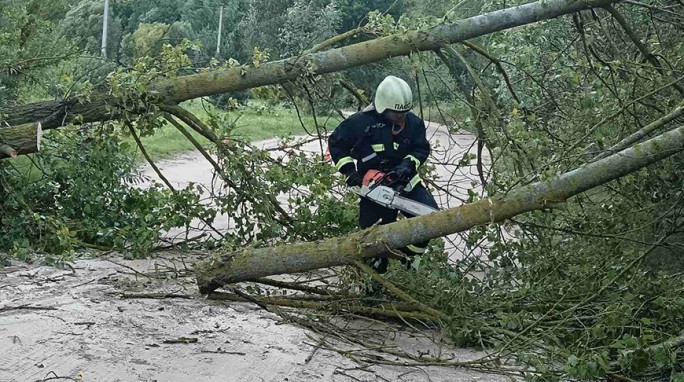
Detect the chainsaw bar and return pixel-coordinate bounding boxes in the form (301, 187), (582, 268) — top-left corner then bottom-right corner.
(355, 184), (437, 216)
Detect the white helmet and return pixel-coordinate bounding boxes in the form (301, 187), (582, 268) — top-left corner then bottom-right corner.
(374, 75), (413, 114)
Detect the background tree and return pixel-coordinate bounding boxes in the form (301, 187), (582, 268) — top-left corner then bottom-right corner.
(120, 22), (193, 60)
(237, 0), (294, 59)
(277, 0), (342, 57)
(0, 0), (76, 105)
(336, 0), (404, 32)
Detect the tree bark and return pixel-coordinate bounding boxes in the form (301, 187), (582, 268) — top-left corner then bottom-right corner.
(0, 122), (41, 159)
(195, 124), (684, 293)
(0, 0), (620, 136)
(592, 105), (684, 161)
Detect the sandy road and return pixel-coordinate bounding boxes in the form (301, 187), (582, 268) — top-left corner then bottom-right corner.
(1, 256), (507, 382)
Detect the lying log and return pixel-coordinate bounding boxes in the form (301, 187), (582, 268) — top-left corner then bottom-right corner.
(195, 124), (684, 293)
(0, 122), (41, 159)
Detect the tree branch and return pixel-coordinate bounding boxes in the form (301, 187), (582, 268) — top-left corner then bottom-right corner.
(592, 104), (684, 161)
(306, 27), (365, 54)
(604, 4), (684, 96)
(196, 124), (684, 291)
(461, 40), (521, 104)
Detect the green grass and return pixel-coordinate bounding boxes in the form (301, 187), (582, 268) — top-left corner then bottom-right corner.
(134, 99), (340, 160)
(6, 101), (341, 179)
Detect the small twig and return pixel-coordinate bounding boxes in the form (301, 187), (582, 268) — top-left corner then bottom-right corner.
(163, 337), (198, 344)
(104, 259), (152, 280)
(155, 233), (210, 250)
(163, 114), (224, 178)
(228, 287), (271, 311)
(160, 104), (219, 142)
(253, 277), (355, 297)
(462, 40), (521, 104)
(333, 369), (365, 381)
(592, 105), (684, 161)
(604, 5), (684, 96)
(307, 27), (365, 54)
(121, 292), (192, 299)
(73, 321), (96, 326)
(200, 349), (246, 356)
(304, 340), (323, 364)
(352, 261), (448, 321)
(0, 305), (58, 312)
(126, 121), (176, 191)
(339, 79), (370, 109)
(566, 75), (684, 153)
(209, 291), (433, 321)
(607, 373), (640, 382)
(71, 273), (116, 288)
(37, 371), (79, 382)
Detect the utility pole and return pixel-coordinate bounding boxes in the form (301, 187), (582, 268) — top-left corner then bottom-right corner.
(101, 0), (109, 58)
(216, 5), (224, 57)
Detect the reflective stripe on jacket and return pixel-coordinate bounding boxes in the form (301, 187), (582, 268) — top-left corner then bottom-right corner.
(328, 110), (430, 183)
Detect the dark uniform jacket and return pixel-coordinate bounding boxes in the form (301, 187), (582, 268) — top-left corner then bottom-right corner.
(328, 109), (430, 190)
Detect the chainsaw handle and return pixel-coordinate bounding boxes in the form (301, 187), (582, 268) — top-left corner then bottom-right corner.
(383, 171), (405, 192)
(362, 170), (405, 192)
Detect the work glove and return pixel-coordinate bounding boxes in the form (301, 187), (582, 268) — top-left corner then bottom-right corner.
(392, 158), (417, 182)
(345, 171), (363, 187)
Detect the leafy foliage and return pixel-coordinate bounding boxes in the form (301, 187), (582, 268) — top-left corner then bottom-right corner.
(114, 0), (244, 63)
(277, 0), (342, 57)
(0, 125), (210, 264)
(0, 38), (207, 263)
(120, 22), (192, 59)
(60, 0), (123, 58)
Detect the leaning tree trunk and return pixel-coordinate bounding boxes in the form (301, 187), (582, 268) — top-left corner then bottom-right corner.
(195, 124), (684, 293)
(0, 0), (620, 139)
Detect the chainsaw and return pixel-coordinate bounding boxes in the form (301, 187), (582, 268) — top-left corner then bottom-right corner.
(353, 170), (438, 216)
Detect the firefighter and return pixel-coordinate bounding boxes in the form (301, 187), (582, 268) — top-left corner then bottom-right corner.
(328, 75), (439, 274)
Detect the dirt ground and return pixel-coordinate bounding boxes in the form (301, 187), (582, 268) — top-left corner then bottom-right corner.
(1, 255), (508, 382)
(1, 120), (504, 381)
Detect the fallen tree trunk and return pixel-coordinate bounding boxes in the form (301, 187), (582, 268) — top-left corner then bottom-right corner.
(0, 0), (620, 135)
(195, 124), (684, 293)
(0, 122), (42, 159)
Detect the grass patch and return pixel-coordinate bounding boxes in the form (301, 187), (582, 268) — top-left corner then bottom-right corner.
(134, 100), (340, 160)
